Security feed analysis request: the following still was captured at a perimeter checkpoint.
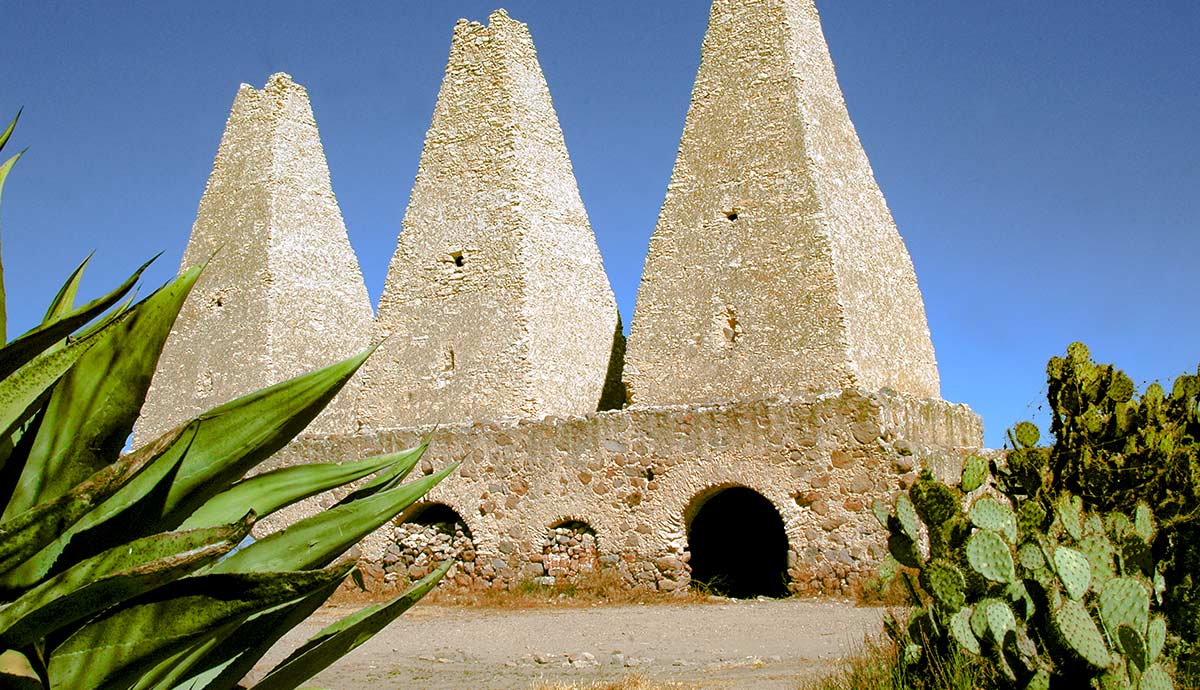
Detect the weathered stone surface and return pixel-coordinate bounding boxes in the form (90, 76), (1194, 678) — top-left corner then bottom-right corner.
(358, 10), (618, 430)
(624, 0), (941, 407)
(134, 73), (373, 444)
(262, 390), (982, 596)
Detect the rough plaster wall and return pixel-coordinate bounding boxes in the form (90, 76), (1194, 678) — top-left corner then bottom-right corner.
(267, 392), (982, 595)
(359, 10), (617, 430)
(783, 1), (940, 398)
(625, 0), (939, 407)
(134, 74), (373, 445)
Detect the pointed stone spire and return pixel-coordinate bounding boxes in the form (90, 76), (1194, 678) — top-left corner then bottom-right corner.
(624, 0), (941, 406)
(135, 73), (374, 444)
(357, 10), (619, 429)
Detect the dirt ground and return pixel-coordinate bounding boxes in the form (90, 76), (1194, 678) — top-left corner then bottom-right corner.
(246, 598), (885, 689)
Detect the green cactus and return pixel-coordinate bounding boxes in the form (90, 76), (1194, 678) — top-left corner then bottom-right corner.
(896, 493), (921, 542)
(1013, 421), (1040, 449)
(1141, 664), (1175, 690)
(969, 496), (1018, 542)
(950, 606), (980, 655)
(921, 559), (967, 610)
(1134, 503), (1154, 543)
(1117, 624), (1149, 672)
(967, 530), (1015, 584)
(1148, 615), (1167, 663)
(910, 477), (960, 529)
(986, 599), (1017, 646)
(961, 454), (989, 493)
(1053, 546), (1092, 600)
(1018, 542), (1045, 571)
(1100, 578), (1150, 643)
(1055, 598), (1111, 668)
(1056, 493), (1084, 541)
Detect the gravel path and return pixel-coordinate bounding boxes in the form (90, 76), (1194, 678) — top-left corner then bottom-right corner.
(247, 599), (885, 688)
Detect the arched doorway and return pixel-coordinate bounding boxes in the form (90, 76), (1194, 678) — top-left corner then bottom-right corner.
(686, 486), (789, 598)
(393, 502), (475, 584)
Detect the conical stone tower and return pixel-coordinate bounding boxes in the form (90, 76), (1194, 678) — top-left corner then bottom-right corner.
(135, 73), (374, 444)
(624, 0), (942, 406)
(357, 10), (619, 430)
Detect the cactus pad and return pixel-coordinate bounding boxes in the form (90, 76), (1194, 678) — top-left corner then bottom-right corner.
(1025, 669), (1050, 690)
(960, 455), (988, 493)
(1139, 663), (1173, 690)
(1018, 541), (1045, 571)
(909, 479), (959, 528)
(985, 599), (1017, 645)
(950, 607), (980, 655)
(1104, 512), (1134, 541)
(1099, 577), (1149, 641)
(1054, 546), (1092, 600)
(967, 530), (1015, 583)
(1056, 493), (1083, 541)
(896, 494), (921, 542)
(1147, 615), (1166, 663)
(1014, 421), (1040, 448)
(1134, 503), (1154, 543)
(1017, 500), (1047, 535)
(969, 496), (1018, 542)
(920, 559), (966, 610)
(1116, 624), (1148, 672)
(872, 500), (890, 528)
(1054, 598), (1111, 668)
(970, 599), (993, 640)
(1076, 534), (1116, 586)
(887, 531), (922, 569)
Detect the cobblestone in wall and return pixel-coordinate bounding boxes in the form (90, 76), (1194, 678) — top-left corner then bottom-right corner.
(262, 391), (983, 596)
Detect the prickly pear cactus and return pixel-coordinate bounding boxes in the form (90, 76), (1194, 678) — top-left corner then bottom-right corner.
(880, 449), (1177, 688)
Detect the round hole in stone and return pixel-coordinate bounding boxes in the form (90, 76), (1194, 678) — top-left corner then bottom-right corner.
(686, 486), (788, 598)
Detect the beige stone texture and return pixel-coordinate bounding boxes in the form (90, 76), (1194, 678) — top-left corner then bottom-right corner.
(624, 0), (941, 406)
(357, 10), (619, 430)
(263, 393), (982, 596)
(134, 73), (374, 445)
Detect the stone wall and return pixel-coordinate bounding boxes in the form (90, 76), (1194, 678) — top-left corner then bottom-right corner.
(261, 390), (982, 596)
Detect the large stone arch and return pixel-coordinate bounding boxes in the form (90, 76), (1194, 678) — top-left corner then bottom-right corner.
(684, 483), (790, 598)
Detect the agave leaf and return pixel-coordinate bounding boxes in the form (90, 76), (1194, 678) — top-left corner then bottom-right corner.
(179, 446), (425, 531)
(0, 256), (154, 381)
(4, 265), (202, 519)
(0, 150), (23, 214)
(253, 563), (449, 690)
(0, 514), (253, 648)
(0, 314), (110, 444)
(0, 648), (42, 690)
(169, 575), (346, 690)
(0, 108), (20, 153)
(10, 351), (372, 587)
(45, 564), (354, 690)
(0, 425), (189, 580)
(41, 254), (93, 325)
(333, 438), (429, 507)
(214, 464), (455, 574)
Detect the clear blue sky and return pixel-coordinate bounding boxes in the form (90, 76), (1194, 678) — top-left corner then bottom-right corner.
(2, 2), (1197, 447)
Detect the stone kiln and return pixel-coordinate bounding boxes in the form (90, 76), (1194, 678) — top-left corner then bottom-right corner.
(138, 1), (982, 597)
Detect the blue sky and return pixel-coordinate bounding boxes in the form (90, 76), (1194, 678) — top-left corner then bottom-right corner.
(2, 2), (1197, 447)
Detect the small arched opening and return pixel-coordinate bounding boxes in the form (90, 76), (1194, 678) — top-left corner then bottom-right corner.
(686, 486), (789, 598)
(542, 519), (599, 580)
(392, 502), (476, 584)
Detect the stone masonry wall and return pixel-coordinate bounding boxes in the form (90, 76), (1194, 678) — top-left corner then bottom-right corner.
(261, 391), (982, 596)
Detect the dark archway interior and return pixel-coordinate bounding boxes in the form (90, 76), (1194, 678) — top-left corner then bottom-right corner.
(687, 487), (789, 598)
(407, 503), (471, 536)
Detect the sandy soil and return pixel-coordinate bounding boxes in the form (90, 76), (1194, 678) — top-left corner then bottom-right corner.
(247, 598), (885, 689)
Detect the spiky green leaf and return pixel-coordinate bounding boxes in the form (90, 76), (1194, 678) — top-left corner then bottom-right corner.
(41, 254), (92, 325)
(252, 562), (449, 690)
(46, 564), (354, 690)
(180, 445), (425, 531)
(214, 464), (455, 574)
(0, 514), (252, 648)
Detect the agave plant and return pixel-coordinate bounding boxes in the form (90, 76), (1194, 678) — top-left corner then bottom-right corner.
(0, 110), (454, 689)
